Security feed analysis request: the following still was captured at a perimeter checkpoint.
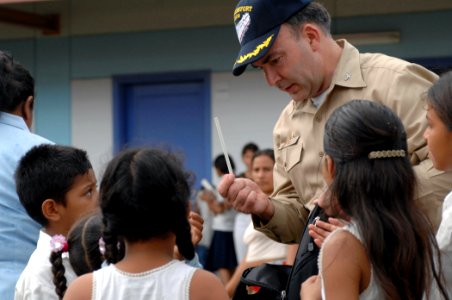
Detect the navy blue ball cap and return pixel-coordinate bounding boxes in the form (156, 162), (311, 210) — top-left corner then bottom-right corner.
(232, 0), (312, 76)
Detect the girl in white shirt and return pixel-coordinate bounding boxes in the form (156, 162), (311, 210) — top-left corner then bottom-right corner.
(424, 71), (452, 298)
(64, 148), (228, 300)
(301, 100), (448, 299)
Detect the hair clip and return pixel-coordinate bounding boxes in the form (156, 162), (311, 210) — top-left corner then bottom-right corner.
(368, 150), (406, 159)
(50, 234), (69, 253)
(98, 237), (106, 256)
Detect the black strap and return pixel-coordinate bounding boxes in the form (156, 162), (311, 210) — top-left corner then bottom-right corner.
(284, 205), (327, 300)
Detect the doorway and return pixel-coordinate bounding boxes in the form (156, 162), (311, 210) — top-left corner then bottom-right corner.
(113, 71), (211, 189)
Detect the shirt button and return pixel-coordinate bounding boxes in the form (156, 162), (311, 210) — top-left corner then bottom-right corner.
(344, 72), (351, 81)
(315, 116), (321, 122)
(319, 151), (324, 157)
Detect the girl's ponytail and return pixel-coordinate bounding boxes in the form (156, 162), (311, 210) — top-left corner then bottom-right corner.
(49, 235), (69, 299)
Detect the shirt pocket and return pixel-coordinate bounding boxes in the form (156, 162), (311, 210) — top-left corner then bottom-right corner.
(278, 135), (303, 172)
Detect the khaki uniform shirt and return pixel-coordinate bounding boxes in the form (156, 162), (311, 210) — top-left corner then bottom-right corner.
(255, 40), (452, 243)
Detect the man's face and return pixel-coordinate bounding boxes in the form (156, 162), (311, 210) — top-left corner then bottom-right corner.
(252, 24), (324, 102)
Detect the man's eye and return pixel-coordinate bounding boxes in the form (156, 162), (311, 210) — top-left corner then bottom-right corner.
(270, 57), (281, 65)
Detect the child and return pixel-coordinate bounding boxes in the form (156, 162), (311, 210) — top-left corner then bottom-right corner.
(51, 209), (205, 298)
(14, 144), (98, 300)
(62, 212), (105, 277)
(64, 148), (228, 300)
(301, 100), (448, 299)
(424, 70), (452, 297)
(201, 154), (238, 284)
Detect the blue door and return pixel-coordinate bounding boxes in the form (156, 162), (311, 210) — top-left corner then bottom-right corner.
(113, 71), (211, 189)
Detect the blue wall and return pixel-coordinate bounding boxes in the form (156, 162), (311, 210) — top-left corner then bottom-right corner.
(0, 9), (451, 144)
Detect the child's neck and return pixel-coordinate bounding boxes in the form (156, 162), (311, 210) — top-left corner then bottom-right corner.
(115, 236), (176, 273)
(44, 225), (67, 237)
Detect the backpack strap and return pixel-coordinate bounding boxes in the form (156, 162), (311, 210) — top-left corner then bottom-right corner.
(283, 205), (327, 300)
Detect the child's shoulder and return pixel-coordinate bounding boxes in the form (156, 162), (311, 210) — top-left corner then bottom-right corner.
(190, 269), (229, 300)
(63, 273), (93, 300)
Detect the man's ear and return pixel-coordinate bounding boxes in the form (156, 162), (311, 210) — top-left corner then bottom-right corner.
(302, 23), (322, 49)
(21, 96), (34, 129)
(42, 199), (62, 222)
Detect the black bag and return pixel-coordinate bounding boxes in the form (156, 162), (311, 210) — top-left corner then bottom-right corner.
(232, 263), (292, 300)
(232, 205), (326, 300)
(285, 205), (326, 300)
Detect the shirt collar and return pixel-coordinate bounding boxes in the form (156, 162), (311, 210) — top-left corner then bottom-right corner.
(0, 111), (30, 132)
(36, 230), (52, 251)
(290, 39), (366, 114)
(331, 39), (367, 89)
(37, 230), (70, 259)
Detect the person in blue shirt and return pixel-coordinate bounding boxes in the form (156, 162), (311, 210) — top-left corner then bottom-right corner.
(0, 50), (52, 299)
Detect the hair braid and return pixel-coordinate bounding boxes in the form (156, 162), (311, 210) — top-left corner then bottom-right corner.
(50, 251), (67, 299)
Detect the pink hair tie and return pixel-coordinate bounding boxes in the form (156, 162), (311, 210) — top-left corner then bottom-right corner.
(50, 234), (69, 253)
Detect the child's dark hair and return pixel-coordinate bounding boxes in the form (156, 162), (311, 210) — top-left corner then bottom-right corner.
(100, 148), (195, 261)
(241, 142), (259, 156)
(49, 212), (103, 299)
(0, 50), (34, 112)
(324, 99), (448, 299)
(427, 70), (452, 131)
(214, 154), (235, 175)
(68, 212), (104, 275)
(15, 144), (92, 226)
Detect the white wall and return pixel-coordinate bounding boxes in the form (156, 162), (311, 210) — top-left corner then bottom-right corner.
(71, 71), (289, 182)
(71, 78), (114, 179)
(211, 71), (289, 181)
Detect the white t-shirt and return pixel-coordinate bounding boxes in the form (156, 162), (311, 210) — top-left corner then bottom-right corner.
(92, 260), (196, 300)
(15, 230), (77, 300)
(436, 191), (452, 297)
(243, 221), (287, 262)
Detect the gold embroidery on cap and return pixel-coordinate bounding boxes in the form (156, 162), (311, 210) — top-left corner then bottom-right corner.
(235, 35), (273, 65)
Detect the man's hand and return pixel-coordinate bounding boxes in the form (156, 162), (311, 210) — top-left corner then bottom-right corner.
(308, 217), (347, 248)
(217, 174), (275, 222)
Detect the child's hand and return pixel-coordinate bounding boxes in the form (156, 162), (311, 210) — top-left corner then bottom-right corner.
(188, 211), (204, 246)
(308, 217), (347, 248)
(300, 275), (322, 300)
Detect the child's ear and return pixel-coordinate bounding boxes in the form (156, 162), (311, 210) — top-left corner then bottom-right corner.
(42, 199), (62, 222)
(326, 155), (335, 178)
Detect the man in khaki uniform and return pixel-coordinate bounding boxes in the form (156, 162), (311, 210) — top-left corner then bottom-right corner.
(219, 0), (452, 244)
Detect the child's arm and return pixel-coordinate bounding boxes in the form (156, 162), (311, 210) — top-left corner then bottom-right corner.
(63, 273), (93, 300)
(302, 230), (368, 300)
(199, 190), (230, 214)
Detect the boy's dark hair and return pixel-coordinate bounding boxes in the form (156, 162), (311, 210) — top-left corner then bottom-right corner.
(0, 50), (35, 112)
(214, 154), (236, 175)
(241, 142), (259, 156)
(100, 148), (195, 261)
(15, 144), (92, 226)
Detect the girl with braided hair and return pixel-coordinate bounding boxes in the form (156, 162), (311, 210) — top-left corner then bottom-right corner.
(49, 213), (105, 298)
(64, 148), (228, 300)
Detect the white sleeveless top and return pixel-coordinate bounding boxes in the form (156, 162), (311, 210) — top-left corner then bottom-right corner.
(319, 223), (384, 299)
(92, 260), (196, 300)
